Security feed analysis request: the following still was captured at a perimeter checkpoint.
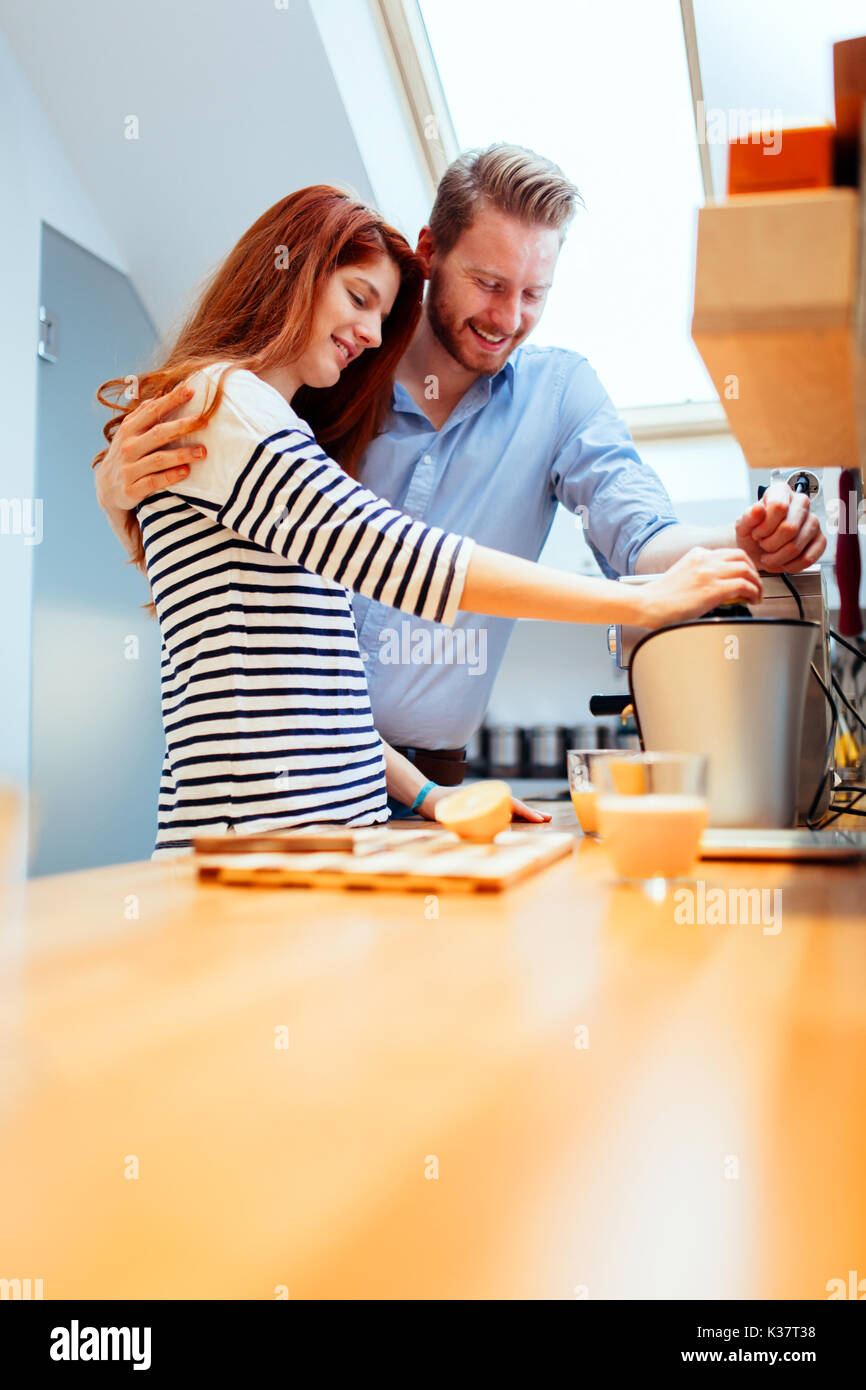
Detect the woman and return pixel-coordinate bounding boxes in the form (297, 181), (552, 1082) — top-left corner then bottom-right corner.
(95, 187), (760, 856)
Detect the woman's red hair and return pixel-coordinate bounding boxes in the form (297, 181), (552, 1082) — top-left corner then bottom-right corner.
(94, 186), (423, 565)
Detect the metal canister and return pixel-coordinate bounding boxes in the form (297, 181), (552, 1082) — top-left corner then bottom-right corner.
(528, 725), (566, 779)
(465, 726), (486, 776)
(486, 724), (524, 778)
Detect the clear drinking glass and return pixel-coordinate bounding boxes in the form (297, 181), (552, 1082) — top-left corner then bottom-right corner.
(592, 752), (709, 882)
(566, 749), (622, 835)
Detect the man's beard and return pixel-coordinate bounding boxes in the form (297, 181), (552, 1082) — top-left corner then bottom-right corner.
(426, 267), (516, 376)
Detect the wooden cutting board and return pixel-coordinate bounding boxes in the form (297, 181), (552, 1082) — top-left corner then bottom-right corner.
(194, 827), (573, 893)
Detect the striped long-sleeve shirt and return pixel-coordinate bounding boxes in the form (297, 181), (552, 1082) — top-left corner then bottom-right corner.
(135, 365), (473, 857)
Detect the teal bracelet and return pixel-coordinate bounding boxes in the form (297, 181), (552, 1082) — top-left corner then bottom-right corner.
(410, 780), (437, 814)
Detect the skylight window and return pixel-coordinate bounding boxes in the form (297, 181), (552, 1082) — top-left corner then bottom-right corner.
(417, 0), (714, 410)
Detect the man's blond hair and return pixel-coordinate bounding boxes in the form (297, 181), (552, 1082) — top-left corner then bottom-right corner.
(429, 144), (582, 256)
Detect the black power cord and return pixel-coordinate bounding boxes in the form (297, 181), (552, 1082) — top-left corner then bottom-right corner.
(818, 785), (866, 829)
(778, 570), (866, 819)
(774, 571), (833, 824)
(827, 627), (866, 773)
(829, 627), (866, 664)
(805, 661), (839, 828)
(832, 675), (866, 737)
(779, 570), (805, 618)
(758, 477), (865, 824)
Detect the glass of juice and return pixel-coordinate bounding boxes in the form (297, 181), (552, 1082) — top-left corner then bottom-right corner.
(593, 752), (709, 882)
(566, 749), (621, 835)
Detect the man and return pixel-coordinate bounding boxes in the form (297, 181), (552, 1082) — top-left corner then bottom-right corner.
(95, 144), (824, 787)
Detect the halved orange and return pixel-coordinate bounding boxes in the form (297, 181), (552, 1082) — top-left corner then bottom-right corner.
(434, 780), (512, 842)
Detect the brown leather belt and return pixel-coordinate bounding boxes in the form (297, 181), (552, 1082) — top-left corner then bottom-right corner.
(393, 745), (467, 787)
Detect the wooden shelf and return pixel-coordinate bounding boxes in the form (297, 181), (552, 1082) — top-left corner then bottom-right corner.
(692, 189), (865, 480)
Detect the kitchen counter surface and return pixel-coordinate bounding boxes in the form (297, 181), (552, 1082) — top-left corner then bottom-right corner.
(1, 804), (865, 1299)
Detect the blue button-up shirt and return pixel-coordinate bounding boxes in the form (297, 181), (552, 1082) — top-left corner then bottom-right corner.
(353, 343), (678, 749)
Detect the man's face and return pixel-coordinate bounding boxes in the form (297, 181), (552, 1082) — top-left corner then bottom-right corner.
(423, 207), (560, 375)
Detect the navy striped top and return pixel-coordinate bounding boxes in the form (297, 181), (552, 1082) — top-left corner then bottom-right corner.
(135, 365), (473, 856)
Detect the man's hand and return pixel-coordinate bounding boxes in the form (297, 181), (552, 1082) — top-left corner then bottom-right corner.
(93, 382), (207, 514)
(735, 481), (825, 573)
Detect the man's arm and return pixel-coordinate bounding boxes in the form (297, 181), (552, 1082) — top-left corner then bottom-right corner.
(548, 358), (825, 578)
(93, 383), (208, 557)
(634, 482), (826, 575)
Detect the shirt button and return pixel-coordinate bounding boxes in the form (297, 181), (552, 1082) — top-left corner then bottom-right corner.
(422, 454), (433, 466)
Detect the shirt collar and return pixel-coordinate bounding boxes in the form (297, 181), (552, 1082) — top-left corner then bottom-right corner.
(391, 354), (515, 415)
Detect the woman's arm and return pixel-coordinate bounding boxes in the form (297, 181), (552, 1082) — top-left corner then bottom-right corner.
(381, 742), (439, 816)
(124, 370), (763, 631)
(460, 543), (762, 630)
(381, 741), (550, 823)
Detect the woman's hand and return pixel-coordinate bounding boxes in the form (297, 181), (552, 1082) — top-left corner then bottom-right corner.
(635, 546), (762, 629)
(418, 785), (551, 823)
(93, 383), (207, 513)
(507, 795), (552, 823)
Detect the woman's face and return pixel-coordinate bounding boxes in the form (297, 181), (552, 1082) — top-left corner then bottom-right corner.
(297, 254), (401, 389)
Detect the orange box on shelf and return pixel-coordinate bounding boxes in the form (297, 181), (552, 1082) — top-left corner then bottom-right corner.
(727, 125), (834, 196)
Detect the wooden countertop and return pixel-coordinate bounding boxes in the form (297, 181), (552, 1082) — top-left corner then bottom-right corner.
(1, 804), (865, 1300)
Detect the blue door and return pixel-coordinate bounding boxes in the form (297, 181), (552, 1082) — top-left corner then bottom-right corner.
(31, 223), (164, 874)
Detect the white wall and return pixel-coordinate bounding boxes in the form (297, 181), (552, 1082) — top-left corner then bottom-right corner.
(0, 0), (381, 337)
(0, 32), (127, 803)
